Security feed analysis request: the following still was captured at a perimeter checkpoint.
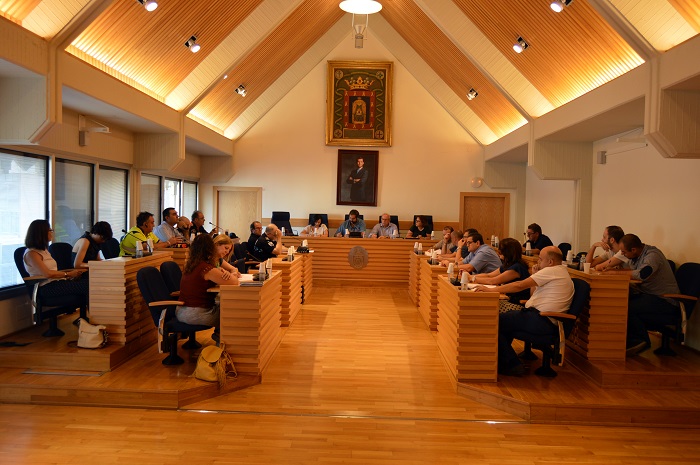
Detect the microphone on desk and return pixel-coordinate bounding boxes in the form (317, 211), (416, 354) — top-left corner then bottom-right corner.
(208, 221), (224, 232)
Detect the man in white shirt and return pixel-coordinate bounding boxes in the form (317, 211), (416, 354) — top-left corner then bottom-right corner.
(474, 246), (574, 376)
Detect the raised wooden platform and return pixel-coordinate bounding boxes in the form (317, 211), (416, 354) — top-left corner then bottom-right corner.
(0, 314), (259, 408)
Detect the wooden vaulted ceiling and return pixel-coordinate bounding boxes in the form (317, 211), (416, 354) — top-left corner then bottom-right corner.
(1, 0), (699, 146)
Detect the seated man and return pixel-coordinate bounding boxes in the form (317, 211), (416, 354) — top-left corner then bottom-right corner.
(439, 228), (476, 264)
(585, 225), (629, 271)
(153, 207), (185, 243)
(601, 234), (680, 356)
(120, 211), (178, 256)
(456, 232), (502, 275)
(369, 213), (398, 239)
(248, 221), (262, 252)
(431, 226), (454, 254)
(191, 210), (214, 237)
(474, 246), (574, 376)
(253, 224), (288, 261)
(334, 209), (366, 237)
(523, 223), (553, 255)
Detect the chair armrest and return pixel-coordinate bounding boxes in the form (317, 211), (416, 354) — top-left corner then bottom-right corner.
(662, 293), (697, 301)
(24, 275), (49, 282)
(544, 312), (576, 321)
(148, 300), (184, 307)
(169, 291), (180, 297)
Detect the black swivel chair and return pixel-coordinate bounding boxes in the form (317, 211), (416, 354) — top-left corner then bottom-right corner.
(100, 238), (121, 259)
(515, 278), (591, 377)
(49, 242), (74, 270)
(271, 211), (295, 236)
(13, 247), (87, 337)
(159, 261), (203, 351)
(558, 242), (572, 260)
(652, 262), (700, 356)
(136, 266), (213, 365)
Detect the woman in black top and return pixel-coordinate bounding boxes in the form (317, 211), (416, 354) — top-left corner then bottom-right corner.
(471, 238), (530, 306)
(406, 215), (433, 238)
(72, 221), (113, 269)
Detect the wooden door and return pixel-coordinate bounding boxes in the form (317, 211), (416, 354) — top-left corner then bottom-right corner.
(215, 187), (262, 238)
(459, 193), (509, 241)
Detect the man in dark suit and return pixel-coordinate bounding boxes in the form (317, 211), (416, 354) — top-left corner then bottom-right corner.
(346, 156), (369, 202)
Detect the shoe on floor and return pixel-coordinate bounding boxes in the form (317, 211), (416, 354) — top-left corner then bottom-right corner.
(498, 364), (526, 377)
(626, 341), (651, 357)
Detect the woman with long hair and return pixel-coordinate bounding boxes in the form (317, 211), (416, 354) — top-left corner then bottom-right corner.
(405, 215), (433, 239)
(212, 233), (242, 278)
(72, 221), (113, 268)
(300, 215), (329, 237)
(471, 237), (530, 309)
(23, 219), (88, 304)
(176, 234), (239, 339)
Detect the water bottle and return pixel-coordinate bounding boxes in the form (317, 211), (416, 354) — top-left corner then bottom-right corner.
(146, 238), (153, 253)
(579, 253), (587, 270)
(460, 271), (470, 291)
(491, 235), (495, 247)
(135, 240), (143, 258)
(190, 230), (195, 243)
(525, 242), (532, 256)
(258, 264), (266, 282)
(447, 262), (455, 281)
(494, 236), (499, 248)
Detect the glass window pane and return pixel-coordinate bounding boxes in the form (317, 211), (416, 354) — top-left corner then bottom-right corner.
(98, 166), (127, 235)
(139, 174), (161, 223)
(0, 151), (47, 288)
(163, 178), (181, 216)
(183, 181), (197, 219)
(55, 159), (93, 246)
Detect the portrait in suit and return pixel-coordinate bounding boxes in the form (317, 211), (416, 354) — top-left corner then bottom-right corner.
(337, 150), (378, 206)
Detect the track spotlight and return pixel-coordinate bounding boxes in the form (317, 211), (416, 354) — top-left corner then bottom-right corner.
(137, 0), (158, 12)
(550, 0), (573, 13)
(466, 88), (478, 101)
(185, 36), (200, 53)
(513, 37), (529, 53)
(235, 85), (246, 97)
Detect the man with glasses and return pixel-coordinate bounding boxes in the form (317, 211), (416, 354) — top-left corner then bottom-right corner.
(190, 210), (211, 237)
(523, 223), (553, 255)
(369, 213), (398, 239)
(602, 234), (679, 356)
(456, 232), (502, 275)
(334, 209), (366, 237)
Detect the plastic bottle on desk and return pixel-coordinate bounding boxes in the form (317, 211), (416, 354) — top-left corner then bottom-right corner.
(135, 240), (143, 258)
(525, 242), (532, 256)
(146, 238), (153, 253)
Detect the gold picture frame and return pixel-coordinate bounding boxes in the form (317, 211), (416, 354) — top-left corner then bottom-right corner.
(326, 61), (393, 147)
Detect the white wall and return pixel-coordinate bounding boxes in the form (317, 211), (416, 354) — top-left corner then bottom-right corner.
(523, 169), (576, 249)
(591, 135), (700, 264)
(200, 35), (483, 225)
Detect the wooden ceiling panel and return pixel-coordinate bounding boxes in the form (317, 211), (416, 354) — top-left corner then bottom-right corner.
(452, 0), (644, 107)
(669, 0), (700, 32)
(191, 0), (344, 131)
(70, 0), (262, 98)
(0, 0), (43, 23)
(380, 0), (526, 137)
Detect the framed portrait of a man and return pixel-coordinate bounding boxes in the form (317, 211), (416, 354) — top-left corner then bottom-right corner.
(326, 61), (392, 147)
(337, 150), (378, 207)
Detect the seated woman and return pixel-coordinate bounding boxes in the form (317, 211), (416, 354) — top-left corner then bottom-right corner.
(72, 221), (113, 269)
(213, 233), (243, 278)
(470, 237), (530, 312)
(300, 215), (329, 237)
(23, 219), (88, 305)
(177, 234), (239, 342)
(405, 215), (433, 239)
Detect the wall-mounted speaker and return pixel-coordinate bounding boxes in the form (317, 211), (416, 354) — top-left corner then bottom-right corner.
(596, 151), (607, 165)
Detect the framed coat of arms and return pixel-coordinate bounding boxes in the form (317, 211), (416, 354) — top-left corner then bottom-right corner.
(326, 61), (392, 147)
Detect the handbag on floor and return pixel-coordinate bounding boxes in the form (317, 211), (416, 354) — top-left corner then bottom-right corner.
(77, 318), (109, 349)
(193, 343), (237, 388)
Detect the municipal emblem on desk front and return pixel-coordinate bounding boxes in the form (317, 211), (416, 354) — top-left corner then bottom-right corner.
(348, 246), (369, 270)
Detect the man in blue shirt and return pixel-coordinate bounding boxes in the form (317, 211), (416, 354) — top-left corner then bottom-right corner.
(334, 209), (366, 237)
(457, 232), (502, 274)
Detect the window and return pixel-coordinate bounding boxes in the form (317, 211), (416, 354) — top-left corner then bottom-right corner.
(98, 166), (128, 235)
(55, 159), (93, 246)
(0, 151), (48, 288)
(163, 178), (181, 217)
(183, 181), (198, 219)
(140, 174), (161, 222)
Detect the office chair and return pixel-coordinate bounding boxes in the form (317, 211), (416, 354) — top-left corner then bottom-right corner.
(159, 261), (182, 296)
(48, 242), (74, 270)
(14, 247), (87, 337)
(515, 278), (590, 377)
(100, 238), (121, 259)
(271, 211), (295, 236)
(231, 242), (257, 273)
(652, 262), (700, 356)
(137, 266), (213, 365)
(558, 243), (572, 260)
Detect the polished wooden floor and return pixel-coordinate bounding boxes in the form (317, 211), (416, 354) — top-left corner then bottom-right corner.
(2, 286), (700, 463)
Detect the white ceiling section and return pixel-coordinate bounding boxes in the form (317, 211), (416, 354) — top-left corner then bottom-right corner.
(0, 0), (698, 145)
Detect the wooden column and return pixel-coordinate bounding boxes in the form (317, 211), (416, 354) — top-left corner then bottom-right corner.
(418, 258), (445, 331)
(87, 251), (172, 367)
(408, 252), (421, 305)
(437, 276), (499, 383)
(218, 271), (283, 377)
(300, 253), (313, 300)
(566, 269), (630, 362)
(168, 248), (189, 271)
(271, 256), (303, 327)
